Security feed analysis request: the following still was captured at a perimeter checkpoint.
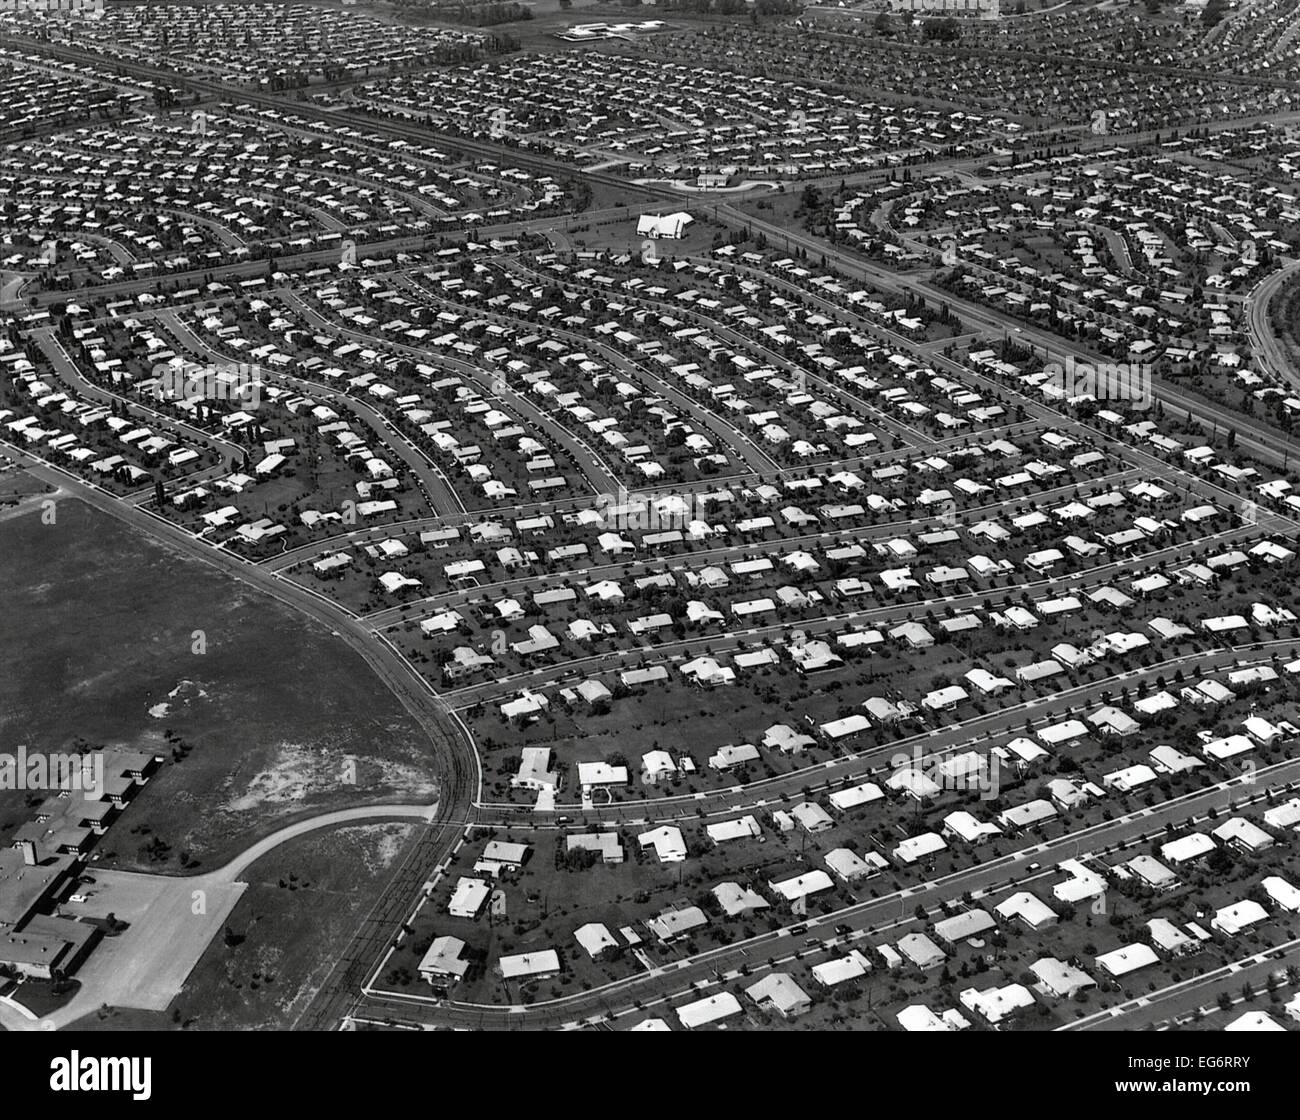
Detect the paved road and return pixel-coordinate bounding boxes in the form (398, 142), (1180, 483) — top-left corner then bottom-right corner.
(0, 803), (441, 1033)
(262, 419), (1042, 574)
(1063, 938), (1300, 1032)
(469, 641), (1300, 828)
(6, 36), (1300, 1033)
(158, 309), (466, 516)
(1244, 256), (1300, 396)
(431, 518), (1279, 713)
(397, 269), (785, 478)
(278, 289), (624, 497)
(0, 440), (482, 1030)
(724, 203), (1300, 471)
(31, 327), (241, 486)
(348, 758), (1300, 1029)
(501, 257), (937, 453)
(357, 463), (1140, 629)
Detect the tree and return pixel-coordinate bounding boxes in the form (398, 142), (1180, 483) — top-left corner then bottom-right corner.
(922, 16), (961, 42)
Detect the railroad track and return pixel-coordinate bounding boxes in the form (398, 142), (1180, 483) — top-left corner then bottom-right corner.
(295, 753), (474, 1031)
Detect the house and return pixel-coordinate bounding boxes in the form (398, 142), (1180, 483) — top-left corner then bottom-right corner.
(887, 768), (941, 801)
(923, 685), (969, 712)
(829, 782), (885, 813)
(769, 870), (834, 904)
(706, 816), (762, 845)
(1030, 957), (1095, 999)
(577, 761), (628, 787)
(1147, 918), (1196, 957)
(676, 991), (742, 1030)
(708, 743), (760, 770)
(1089, 706), (1140, 737)
(1053, 859), (1107, 903)
(1243, 716), (1282, 745)
(897, 932), (947, 971)
(1046, 778), (1091, 811)
(566, 832), (624, 864)
(825, 847), (883, 883)
(997, 800), (1057, 831)
(501, 690), (549, 723)
(1037, 718), (1088, 747)
(620, 666), (670, 688)
(933, 909), (997, 945)
(791, 801), (834, 834)
(1211, 900), (1269, 937)
(1095, 943), (1160, 979)
(574, 680), (612, 708)
(745, 973), (812, 1019)
(680, 656), (736, 687)
(1263, 798), (1300, 832)
(1262, 876), (1300, 913)
(896, 1004), (969, 1032)
(821, 714), (872, 741)
(647, 905), (708, 942)
(1124, 855), (1178, 892)
(1211, 817), (1273, 853)
(1161, 833), (1216, 865)
(959, 983), (1035, 1025)
(1148, 744), (1200, 775)
(811, 951), (872, 989)
(762, 724), (816, 754)
(573, 922), (619, 960)
(1005, 738), (1050, 767)
(894, 832), (948, 864)
(476, 840), (530, 877)
(418, 936), (470, 984)
(942, 811), (1002, 846)
(638, 825), (687, 863)
(1224, 1011), (1286, 1032)
(995, 892), (1058, 932)
(965, 668), (1013, 696)
(888, 621), (934, 649)
(1103, 764), (1158, 794)
(863, 697), (908, 724)
(712, 882), (770, 917)
(448, 877), (490, 919)
(497, 949), (561, 980)
(640, 750), (676, 784)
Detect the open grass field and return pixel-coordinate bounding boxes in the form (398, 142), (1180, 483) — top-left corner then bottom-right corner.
(0, 466), (53, 506)
(0, 496), (440, 871)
